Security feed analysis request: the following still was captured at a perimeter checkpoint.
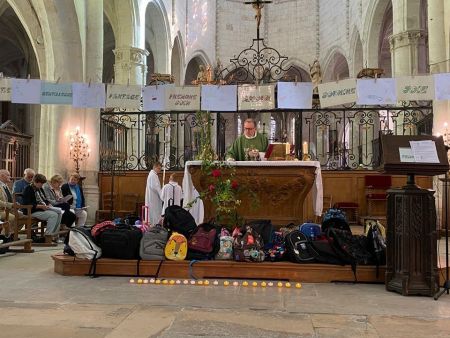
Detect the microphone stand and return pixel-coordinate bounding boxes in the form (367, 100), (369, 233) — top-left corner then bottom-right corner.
(435, 146), (449, 300)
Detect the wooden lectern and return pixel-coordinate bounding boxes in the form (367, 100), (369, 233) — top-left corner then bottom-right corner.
(378, 135), (449, 296)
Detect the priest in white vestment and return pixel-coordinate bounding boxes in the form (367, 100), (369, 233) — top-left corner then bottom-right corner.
(160, 173), (183, 216)
(144, 162), (162, 225)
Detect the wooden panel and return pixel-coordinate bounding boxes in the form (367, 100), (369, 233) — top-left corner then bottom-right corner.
(98, 170), (433, 224)
(52, 254), (385, 283)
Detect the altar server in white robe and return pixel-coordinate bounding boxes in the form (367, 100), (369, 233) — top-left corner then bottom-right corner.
(160, 173), (183, 216)
(188, 189), (204, 225)
(144, 162), (162, 225)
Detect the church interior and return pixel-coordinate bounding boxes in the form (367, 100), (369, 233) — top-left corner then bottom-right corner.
(0, 0), (450, 336)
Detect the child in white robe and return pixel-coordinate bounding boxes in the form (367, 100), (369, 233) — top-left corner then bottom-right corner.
(160, 174), (183, 216)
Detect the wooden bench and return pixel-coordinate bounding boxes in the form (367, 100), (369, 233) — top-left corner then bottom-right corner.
(0, 213), (33, 253)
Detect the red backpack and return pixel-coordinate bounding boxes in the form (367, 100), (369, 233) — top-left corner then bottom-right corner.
(187, 223), (218, 259)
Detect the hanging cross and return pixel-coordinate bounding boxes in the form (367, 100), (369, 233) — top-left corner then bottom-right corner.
(245, 0), (272, 39)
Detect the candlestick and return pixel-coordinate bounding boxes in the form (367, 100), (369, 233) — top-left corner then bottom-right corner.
(302, 141), (308, 155)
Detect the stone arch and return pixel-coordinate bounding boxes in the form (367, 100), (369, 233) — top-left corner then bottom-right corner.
(103, 13), (115, 83)
(363, 0), (391, 68)
(282, 59), (311, 82)
(145, 0), (170, 73)
(184, 52), (210, 85)
(349, 28), (364, 77)
(322, 48), (350, 82)
(171, 33), (184, 86)
(378, 3), (392, 77)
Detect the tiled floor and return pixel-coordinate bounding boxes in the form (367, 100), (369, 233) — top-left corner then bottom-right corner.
(0, 240), (449, 338)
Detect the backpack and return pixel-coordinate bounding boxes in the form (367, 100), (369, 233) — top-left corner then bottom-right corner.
(67, 227), (102, 260)
(247, 219), (273, 246)
(163, 205), (197, 238)
(365, 221), (386, 269)
(285, 230), (318, 263)
(164, 232), (188, 261)
(299, 222), (322, 240)
(187, 223), (219, 260)
(140, 224), (169, 260)
(322, 208), (351, 233)
(232, 225), (265, 262)
(215, 227), (233, 260)
(98, 224), (143, 259)
(91, 220), (116, 240)
(265, 230), (285, 262)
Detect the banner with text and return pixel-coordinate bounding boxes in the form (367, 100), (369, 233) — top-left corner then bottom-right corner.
(277, 82), (313, 109)
(318, 79), (357, 108)
(434, 73), (450, 101)
(0, 78), (11, 102)
(165, 86), (201, 111)
(72, 83), (106, 108)
(143, 84), (173, 111)
(396, 75), (435, 101)
(356, 78), (397, 105)
(201, 85), (237, 111)
(11, 79), (42, 104)
(106, 84), (142, 110)
(238, 85), (275, 110)
(40, 82), (73, 105)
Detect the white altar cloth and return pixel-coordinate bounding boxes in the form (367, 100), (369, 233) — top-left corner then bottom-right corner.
(182, 161), (323, 224)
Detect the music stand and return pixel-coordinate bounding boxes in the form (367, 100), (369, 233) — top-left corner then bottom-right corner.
(435, 150), (449, 300)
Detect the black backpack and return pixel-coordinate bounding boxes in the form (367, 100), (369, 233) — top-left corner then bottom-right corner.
(247, 219), (274, 246)
(366, 221), (386, 275)
(163, 205), (197, 239)
(98, 224), (143, 259)
(322, 208), (351, 233)
(285, 230), (319, 263)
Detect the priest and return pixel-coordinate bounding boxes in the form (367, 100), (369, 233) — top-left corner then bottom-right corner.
(144, 162), (162, 225)
(226, 118), (268, 161)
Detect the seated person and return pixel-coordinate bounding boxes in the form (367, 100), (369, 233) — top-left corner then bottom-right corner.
(226, 118), (268, 161)
(61, 173), (87, 227)
(22, 174), (62, 237)
(12, 168), (35, 204)
(0, 169), (27, 240)
(43, 174), (77, 228)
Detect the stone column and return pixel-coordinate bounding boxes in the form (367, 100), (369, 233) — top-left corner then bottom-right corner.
(82, 0), (103, 224)
(389, 30), (427, 77)
(113, 47), (149, 85)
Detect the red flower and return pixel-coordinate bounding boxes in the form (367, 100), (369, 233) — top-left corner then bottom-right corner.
(211, 169), (221, 178)
(209, 184), (215, 192)
(231, 180), (239, 189)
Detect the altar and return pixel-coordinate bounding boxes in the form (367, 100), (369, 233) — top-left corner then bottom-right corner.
(182, 161), (323, 226)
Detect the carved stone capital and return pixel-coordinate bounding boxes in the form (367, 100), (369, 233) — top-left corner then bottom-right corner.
(113, 47), (149, 66)
(389, 29), (427, 50)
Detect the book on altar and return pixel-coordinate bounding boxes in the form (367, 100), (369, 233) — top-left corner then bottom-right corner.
(265, 143), (291, 160)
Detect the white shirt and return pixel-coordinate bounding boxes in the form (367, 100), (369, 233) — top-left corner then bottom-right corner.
(160, 181), (183, 215)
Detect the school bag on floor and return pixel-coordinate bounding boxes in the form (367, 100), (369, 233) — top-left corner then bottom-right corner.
(321, 208), (351, 233)
(66, 227), (102, 260)
(140, 224), (169, 260)
(91, 220), (116, 241)
(232, 225), (265, 262)
(265, 230), (285, 262)
(98, 224), (142, 259)
(163, 205), (197, 238)
(285, 230), (318, 263)
(187, 223), (219, 260)
(299, 222), (321, 240)
(165, 232), (188, 261)
(215, 227), (233, 260)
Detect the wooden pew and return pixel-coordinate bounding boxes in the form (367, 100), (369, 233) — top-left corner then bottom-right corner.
(0, 210), (33, 253)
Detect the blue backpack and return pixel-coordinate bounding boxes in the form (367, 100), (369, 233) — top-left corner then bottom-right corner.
(299, 222), (321, 240)
(322, 208), (351, 233)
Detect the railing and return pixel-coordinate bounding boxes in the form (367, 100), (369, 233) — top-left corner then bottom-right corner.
(99, 101), (433, 172)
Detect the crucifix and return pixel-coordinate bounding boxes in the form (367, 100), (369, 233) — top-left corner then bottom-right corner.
(245, 0), (272, 40)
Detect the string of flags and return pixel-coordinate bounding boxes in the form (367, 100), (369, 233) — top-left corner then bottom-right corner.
(129, 278), (302, 289)
(1, 73), (450, 111)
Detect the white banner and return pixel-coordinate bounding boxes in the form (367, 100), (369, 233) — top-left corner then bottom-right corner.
(40, 82), (73, 105)
(356, 78), (397, 105)
(238, 85), (275, 110)
(201, 85), (237, 111)
(277, 82), (313, 109)
(396, 75), (435, 101)
(318, 79), (357, 108)
(106, 84), (142, 110)
(11, 79), (42, 104)
(143, 85), (172, 111)
(72, 83), (106, 108)
(0, 78), (11, 102)
(165, 86), (201, 111)
(434, 73), (450, 101)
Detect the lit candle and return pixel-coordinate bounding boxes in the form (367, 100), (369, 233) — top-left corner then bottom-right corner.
(302, 141), (308, 155)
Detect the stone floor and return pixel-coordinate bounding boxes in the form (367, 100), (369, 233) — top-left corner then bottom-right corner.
(0, 242), (449, 338)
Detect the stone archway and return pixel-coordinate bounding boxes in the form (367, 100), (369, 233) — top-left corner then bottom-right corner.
(364, 0), (391, 68)
(103, 13), (115, 84)
(145, 0), (170, 74)
(184, 55), (207, 85)
(378, 3), (392, 77)
(171, 34), (184, 86)
(350, 29), (364, 77)
(323, 51), (350, 82)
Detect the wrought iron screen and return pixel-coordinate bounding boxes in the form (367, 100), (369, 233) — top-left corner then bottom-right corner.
(100, 101), (432, 171)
